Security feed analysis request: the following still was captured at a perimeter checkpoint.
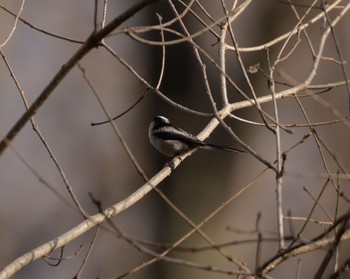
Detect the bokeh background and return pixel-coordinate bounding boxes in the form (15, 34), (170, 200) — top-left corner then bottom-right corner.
(0, 0), (349, 278)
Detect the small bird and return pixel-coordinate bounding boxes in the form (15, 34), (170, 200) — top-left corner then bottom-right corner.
(149, 116), (245, 157)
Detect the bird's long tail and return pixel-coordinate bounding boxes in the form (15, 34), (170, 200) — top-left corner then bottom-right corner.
(200, 143), (246, 153)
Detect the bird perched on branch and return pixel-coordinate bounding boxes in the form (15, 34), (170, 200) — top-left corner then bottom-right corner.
(149, 116), (245, 157)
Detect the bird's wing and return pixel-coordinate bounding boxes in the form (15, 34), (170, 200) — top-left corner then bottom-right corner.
(154, 124), (246, 153)
(153, 125), (204, 145)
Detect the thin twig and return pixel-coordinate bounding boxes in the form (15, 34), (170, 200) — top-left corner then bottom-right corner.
(0, 0), (26, 47)
(314, 210), (350, 279)
(0, 4), (84, 43)
(258, 211), (350, 276)
(0, 0), (160, 156)
(320, 0), (350, 114)
(267, 48), (285, 249)
(0, 49), (88, 217)
(75, 227), (100, 278)
(80, 62), (248, 271)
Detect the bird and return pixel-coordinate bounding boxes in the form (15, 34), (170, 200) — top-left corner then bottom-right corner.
(148, 116), (245, 157)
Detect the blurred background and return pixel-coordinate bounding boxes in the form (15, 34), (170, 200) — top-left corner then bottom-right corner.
(0, 0), (349, 278)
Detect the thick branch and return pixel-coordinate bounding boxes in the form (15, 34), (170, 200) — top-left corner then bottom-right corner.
(0, 0), (159, 156)
(0, 164), (170, 279)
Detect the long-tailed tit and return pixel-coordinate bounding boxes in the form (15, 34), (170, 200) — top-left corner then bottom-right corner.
(149, 116), (245, 157)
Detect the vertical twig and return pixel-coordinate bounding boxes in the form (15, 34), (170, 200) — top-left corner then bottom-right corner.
(321, 0), (350, 114)
(255, 212), (262, 269)
(218, 21), (229, 106)
(266, 48), (285, 249)
(94, 0), (99, 32)
(101, 0), (108, 29)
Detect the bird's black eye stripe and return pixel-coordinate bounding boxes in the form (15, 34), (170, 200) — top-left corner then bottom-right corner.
(153, 122), (170, 131)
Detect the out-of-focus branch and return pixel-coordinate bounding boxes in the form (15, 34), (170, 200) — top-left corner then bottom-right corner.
(0, 0), (159, 156)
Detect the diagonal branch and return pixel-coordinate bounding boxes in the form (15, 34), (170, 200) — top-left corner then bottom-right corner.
(0, 0), (159, 156)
